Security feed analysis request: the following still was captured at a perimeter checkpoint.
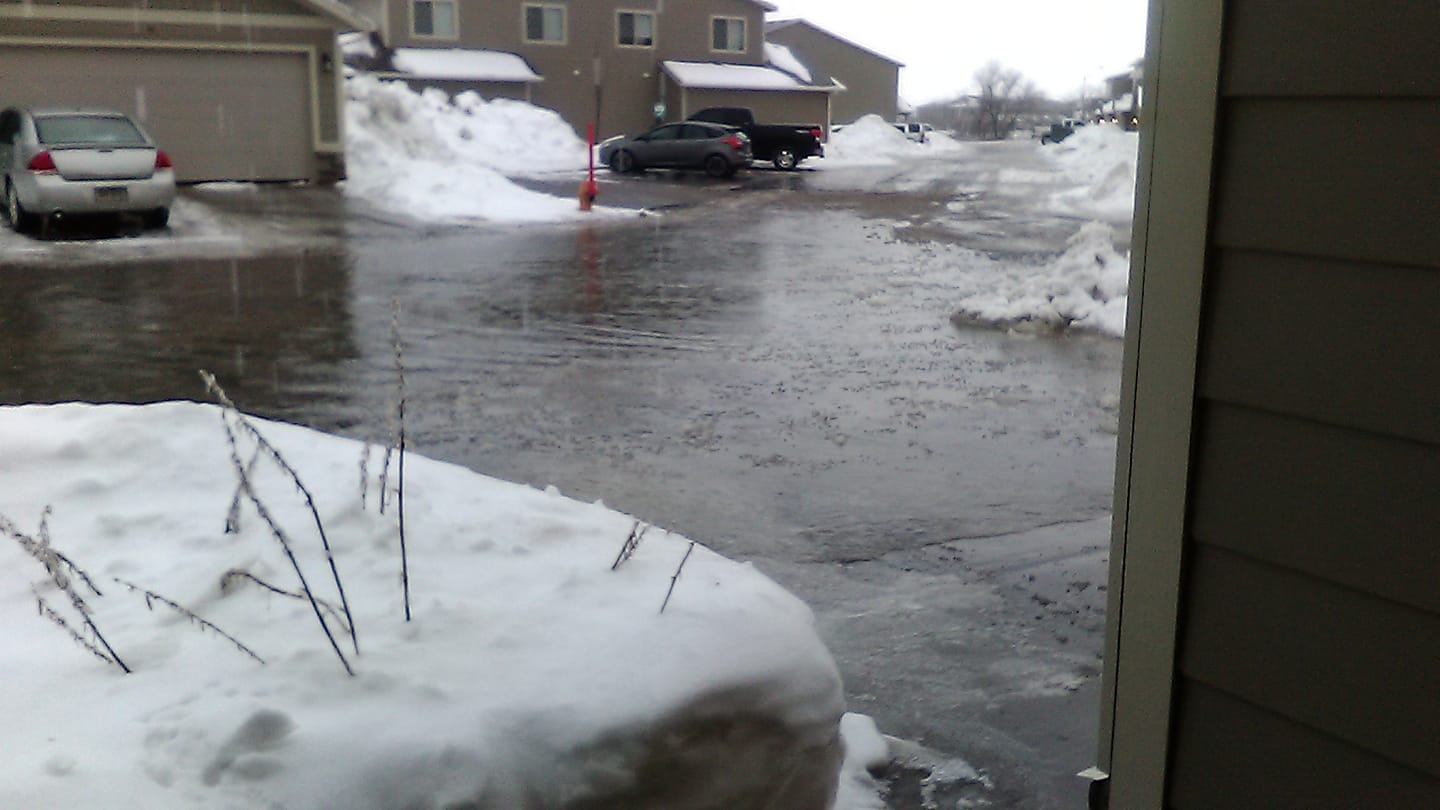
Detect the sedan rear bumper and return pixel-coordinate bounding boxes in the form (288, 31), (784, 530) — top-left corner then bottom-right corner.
(15, 170), (176, 217)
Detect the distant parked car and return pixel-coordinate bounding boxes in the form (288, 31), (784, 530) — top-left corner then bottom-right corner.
(893, 122), (933, 143)
(0, 106), (176, 234)
(1040, 123), (1077, 145)
(600, 122), (753, 178)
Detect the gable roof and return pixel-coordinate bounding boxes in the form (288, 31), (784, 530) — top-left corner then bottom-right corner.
(764, 18), (905, 67)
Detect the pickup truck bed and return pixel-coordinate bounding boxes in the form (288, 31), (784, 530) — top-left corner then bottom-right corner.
(686, 107), (824, 170)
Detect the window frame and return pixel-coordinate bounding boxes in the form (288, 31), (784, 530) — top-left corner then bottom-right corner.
(522, 3), (568, 46)
(615, 9), (657, 49)
(710, 15), (747, 54)
(410, 0), (458, 40)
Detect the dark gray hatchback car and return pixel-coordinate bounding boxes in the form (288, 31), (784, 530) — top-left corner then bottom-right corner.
(600, 122), (752, 178)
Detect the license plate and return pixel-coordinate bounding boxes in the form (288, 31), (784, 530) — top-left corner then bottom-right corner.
(95, 186), (128, 203)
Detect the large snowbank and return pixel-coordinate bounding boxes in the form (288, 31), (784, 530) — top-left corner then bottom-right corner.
(343, 76), (604, 224)
(952, 221), (1130, 337)
(0, 402), (867, 808)
(1041, 124), (1139, 222)
(824, 115), (963, 167)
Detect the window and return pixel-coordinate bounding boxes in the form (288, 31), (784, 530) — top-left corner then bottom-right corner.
(617, 11), (655, 48)
(711, 16), (745, 52)
(413, 0), (456, 37)
(524, 4), (566, 44)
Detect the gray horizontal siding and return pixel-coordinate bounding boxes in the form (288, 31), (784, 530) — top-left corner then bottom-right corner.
(1168, 680), (1440, 809)
(1221, 0), (1440, 97)
(1175, 544), (1440, 777)
(1196, 250), (1440, 444)
(1167, 1), (1440, 801)
(1189, 402), (1440, 615)
(1211, 99), (1440, 267)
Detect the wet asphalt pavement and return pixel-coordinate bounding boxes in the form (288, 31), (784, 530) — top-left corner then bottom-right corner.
(1, 141), (1125, 808)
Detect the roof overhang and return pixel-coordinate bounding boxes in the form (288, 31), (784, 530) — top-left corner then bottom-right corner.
(662, 60), (838, 93)
(297, 0), (374, 32)
(383, 48), (543, 84)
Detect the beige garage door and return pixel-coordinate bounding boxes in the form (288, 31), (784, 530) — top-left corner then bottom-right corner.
(0, 45), (313, 183)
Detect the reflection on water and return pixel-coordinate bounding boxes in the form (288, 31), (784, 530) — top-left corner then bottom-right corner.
(0, 252), (357, 419)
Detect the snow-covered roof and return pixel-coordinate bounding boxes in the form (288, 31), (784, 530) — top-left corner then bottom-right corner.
(662, 61), (836, 93)
(763, 42), (813, 83)
(390, 48), (542, 83)
(764, 18), (905, 67)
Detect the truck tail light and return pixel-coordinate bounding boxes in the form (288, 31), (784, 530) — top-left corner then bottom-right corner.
(809, 127), (823, 141)
(27, 151), (57, 173)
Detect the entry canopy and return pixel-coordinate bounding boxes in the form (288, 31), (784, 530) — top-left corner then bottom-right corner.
(390, 48), (543, 83)
(662, 60), (838, 93)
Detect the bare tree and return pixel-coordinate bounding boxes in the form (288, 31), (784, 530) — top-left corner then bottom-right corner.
(972, 61), (1038, 140)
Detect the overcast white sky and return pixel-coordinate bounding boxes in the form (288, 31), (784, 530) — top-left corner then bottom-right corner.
(768, 0), (1149, 104)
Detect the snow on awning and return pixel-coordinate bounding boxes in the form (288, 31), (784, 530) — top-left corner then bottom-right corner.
(662, 61), (836, 93)
(391, 48), (542, 83)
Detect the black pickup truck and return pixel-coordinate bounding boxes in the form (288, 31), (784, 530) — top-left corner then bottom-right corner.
(686, 107), (824, 171)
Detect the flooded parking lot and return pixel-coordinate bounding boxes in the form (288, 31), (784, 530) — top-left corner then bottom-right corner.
(1, 142), (1126, 807)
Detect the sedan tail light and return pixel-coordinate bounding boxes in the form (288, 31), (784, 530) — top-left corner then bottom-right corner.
(26, 151), (57, 173)
(154, 150), (173, 170)
(721, 135), (743, 150)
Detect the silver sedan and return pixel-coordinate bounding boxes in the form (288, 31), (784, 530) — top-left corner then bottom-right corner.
(1, 107), (177, 233)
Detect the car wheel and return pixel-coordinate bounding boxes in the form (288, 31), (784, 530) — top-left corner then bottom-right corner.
(704, 154), (731, 178)
(5, 181), (37, 234)
(144, 207), (170, 229)
(773, 148), (798, 171)
(609, 150), (635, 174)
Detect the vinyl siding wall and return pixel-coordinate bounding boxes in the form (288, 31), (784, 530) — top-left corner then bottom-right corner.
(1164, 0), (1440, 805)
(765, 23), (898, 124)
(382, 0), (768, 138)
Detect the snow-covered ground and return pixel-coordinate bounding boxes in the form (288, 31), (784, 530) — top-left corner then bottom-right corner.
(1041, 124), (1140, 222)
(0, 401), (894, 809)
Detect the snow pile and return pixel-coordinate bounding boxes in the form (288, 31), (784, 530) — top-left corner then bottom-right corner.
(343, 75), (604, 224)
(1042, 124), (1139, 221)
(825, 114), (919, 166)
(0, 402), (854, 809)
(952, 221), (1130, 337)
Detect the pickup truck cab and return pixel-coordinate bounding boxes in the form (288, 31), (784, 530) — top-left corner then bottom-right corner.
(686, 107), (824, 171)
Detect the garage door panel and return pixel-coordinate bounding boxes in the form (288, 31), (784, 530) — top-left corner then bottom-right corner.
(1, 47), (312, 182)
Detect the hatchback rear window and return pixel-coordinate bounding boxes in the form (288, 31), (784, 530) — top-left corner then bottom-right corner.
(35, 116), (147, 146)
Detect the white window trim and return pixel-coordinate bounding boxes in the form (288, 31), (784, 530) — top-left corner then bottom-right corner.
(522, 3), (567, 46)
(409, 0), (459, 40)
(615, 9), (656, 50)
(709, 15), (746, 54)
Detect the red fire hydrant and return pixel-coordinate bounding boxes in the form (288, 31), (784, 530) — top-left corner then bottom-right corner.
(580, 121), (599, 211)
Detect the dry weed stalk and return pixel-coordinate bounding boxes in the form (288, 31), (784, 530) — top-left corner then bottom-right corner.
(34, 590), (119, 668)
(659, 542), (697, 615)
(113, 577), (265, 665)
(610, 521), (650, 570)
(200, 371), (356, 675)
(5, 510), (129, 673)
(391, 297), (411, 622)
(220, 569), (351, 637)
